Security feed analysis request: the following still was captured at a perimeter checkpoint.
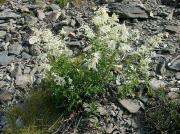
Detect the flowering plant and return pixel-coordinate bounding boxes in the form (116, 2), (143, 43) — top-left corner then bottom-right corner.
(31, 7), (163, 110)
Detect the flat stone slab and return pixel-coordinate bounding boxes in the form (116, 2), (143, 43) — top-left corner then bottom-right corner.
(0, 52), (14, 65)
(107, 2), (149, 19)
(119, 99), (141, 113)
(167, 55), (180, 71)
(0, 9), (21, 20)
(165, 25), (180, 33)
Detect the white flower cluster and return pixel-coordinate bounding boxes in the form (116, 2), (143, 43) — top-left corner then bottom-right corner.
(29, 28), (73, 77)
(138, 33), (163, 55)
(81, 25), (95, 39)
(29, 28), (72, 58)
(139, 34), (163, 77)
(52, 73), (66, 86)
(52, 72), (74, 87)
(92, 7), (140, 52)
(92, 7), (118, 27)
(139, 57), (151, 76)
(86, 51), (101, 71)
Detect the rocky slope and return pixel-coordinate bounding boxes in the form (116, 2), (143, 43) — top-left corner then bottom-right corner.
(0, 0), (179, 133)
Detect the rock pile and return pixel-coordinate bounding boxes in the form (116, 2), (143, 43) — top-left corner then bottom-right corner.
(0, 0), (179, 133)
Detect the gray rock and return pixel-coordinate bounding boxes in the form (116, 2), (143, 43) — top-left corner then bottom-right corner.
(47, 11), (61, 21)
(24, 16), (38, 25)
(63, 26), (75, 35)
(0, 71), (4, 79)
(126, 118), (132, 126)
(0, 20), (5, 24)
(0, 9), (21, 19)
(150, 78), (166, 90)
(167, 92), (179, 100)
(119, 99), (141, 113)
(21, 52), (31, 60)
(49, 4), (61, 11)
(98, 0), (117, 4)
(165, 25), (180, 33)
(65, 41), (82, 47)
(37, 10), (45, 20)
(19, 5), (29, 13)
(70, 19), (76, 27)
(107, 2), (149, 19)
(60, 19), (71, 26)
(0, 90), (12, 102)
(97, 105), (107, 116)
(23, 67), (31, 74)
(11, 65), (21, 78)
(30, 45), (41, 56)
(0, 42), (7, 51)
(0, 31), (6, 38)
(0, 52), (14, 65)
(0, 23), (9, 30)
(0, 81), (8, 88)
(161, 0), (179, 6)
(117, 110), (123, 117)
(167, 56), (180, 71)
(105, 123), (116, 134)
(155, 60), (166, 76)
(175, 72), (180, 80)
(5, 33), (12, 42)
(169, 88), (179, 93)
(8, 43), (22, 55)
(15, 65), (33, 88)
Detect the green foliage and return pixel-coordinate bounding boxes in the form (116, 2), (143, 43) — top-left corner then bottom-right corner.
(83, 103), (99, 117)
(83, 103), (100, 128)
(117, 53), (150, 97)
(44, 38), (116, 111)
(0, 0), (6, 4)
(145, 91), (180, 133)
(6, 125), (45, 134)
(55, 0), (69, 7)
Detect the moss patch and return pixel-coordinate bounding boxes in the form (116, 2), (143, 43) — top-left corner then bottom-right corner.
(5, 90), (64, 134)
(0, 0), (6, 5)
(145, 91), (180, 133)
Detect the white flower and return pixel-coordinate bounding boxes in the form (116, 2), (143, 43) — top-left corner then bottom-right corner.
(29, 36), (40, 44)
(146, 33), (163, 47)
(43, 63), (52, 72)
(30, 28), (68, 59)
(41, 29), (53, 43)
(81, 25), (95, 39)
(68, 77), (73, 85)
(87, 51), (101, 71)
(107, 40), (117, 49)
(140, 57), (151, 75)
(116, 75), (121, 86)
(130, 65), (136, 71)
(119, 43), (132, 52)
(118, 24), (130, 42)
(130, 29), (140, 41)
(60, 28), (66, 35)
(99, 25), (111, 35)
(52, 73), (66, 86)
(93, 7), (109, 26)
(111, 13), (119, 23)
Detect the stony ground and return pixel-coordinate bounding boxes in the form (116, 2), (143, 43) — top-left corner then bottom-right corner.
(0, 0), (179, 133)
